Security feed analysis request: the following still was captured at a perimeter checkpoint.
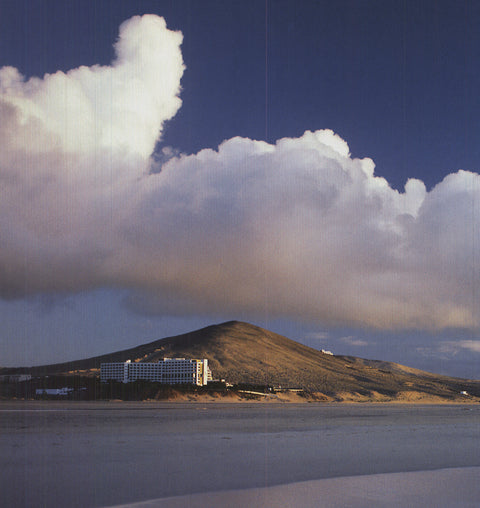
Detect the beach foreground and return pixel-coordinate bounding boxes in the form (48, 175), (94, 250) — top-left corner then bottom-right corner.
(2, 402), (479, 507)
(112, 467), (480, 508)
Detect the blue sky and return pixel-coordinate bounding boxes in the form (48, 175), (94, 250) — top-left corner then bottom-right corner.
(1, 1), (479, 378)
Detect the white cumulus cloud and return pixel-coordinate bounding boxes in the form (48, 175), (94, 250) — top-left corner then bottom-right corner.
(0, 14), (184, 297)
(1, 15), (479, 333)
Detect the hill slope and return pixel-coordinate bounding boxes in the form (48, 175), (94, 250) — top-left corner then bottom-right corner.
(2, 321), (479, 400)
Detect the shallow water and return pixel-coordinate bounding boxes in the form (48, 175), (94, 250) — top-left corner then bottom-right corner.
(1, 402), (480, 507)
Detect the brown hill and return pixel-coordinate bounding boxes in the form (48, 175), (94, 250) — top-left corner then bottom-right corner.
(2, 321), (480, 401)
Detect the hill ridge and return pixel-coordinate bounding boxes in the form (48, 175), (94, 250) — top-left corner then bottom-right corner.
(2, 320), (480, 400)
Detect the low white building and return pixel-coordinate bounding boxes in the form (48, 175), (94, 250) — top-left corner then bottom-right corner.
(100, 358), (212, 386)
(36, 388), (74, 396)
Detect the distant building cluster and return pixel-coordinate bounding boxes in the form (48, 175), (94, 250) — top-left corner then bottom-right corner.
(100, 358), (212, 385)
(0, 374), (32, 383)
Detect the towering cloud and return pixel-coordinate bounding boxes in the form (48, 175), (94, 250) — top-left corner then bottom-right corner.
(0, 15), (479, 331)
(0, 15), (184, 297)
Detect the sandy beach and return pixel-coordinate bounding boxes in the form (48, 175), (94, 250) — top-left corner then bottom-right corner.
(2, 402), (479, 507)
(111, 467), (480, 508)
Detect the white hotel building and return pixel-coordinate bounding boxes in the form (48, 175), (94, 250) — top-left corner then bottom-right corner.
(100, 358), (212, 386)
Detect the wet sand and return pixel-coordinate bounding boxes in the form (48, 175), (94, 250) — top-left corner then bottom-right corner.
(1, 401), (479, 507)
(112, 467), (480, 508)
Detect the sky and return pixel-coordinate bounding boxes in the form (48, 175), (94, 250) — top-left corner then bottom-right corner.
(1, 0), (479, 378)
